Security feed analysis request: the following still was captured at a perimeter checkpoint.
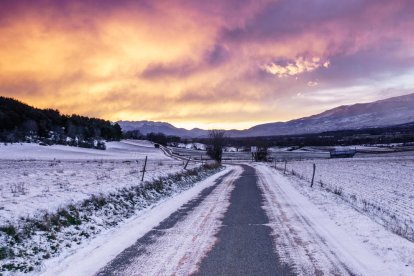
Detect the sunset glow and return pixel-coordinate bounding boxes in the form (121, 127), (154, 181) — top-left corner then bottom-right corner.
(1, 0), (414, 129)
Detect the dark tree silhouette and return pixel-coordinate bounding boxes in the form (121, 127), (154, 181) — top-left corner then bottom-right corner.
(207, 130), (225, 164)
(146, 132), (181, 145)
(0, 96), (123, 144)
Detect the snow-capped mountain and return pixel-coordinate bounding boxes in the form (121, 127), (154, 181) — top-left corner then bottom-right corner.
(118, 93), (414, 137)
(233, 92), (414, 137)
(117, 120), (208, 137)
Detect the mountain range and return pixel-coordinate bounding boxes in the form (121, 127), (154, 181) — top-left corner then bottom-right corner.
(118, 93), (414, 138)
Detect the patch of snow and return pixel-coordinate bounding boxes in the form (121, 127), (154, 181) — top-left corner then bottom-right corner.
(224, 146), (237, 152)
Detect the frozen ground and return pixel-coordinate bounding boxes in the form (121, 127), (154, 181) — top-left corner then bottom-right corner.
(0, 141), (198, 223)
(256, 164), (414, 275)
(278, 153), (414, 241)
(0, 140), (169, 161)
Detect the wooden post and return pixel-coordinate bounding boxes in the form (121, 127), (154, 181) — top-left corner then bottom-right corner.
(284, 160), (287, 174)
(184, 158), (190, 170)
(141, 156), (147, 182)
(310, 163), (316, 187)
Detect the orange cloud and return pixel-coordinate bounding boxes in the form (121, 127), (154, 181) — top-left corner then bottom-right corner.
(1, 0), (414, 129)
(262, 57), (330, 78)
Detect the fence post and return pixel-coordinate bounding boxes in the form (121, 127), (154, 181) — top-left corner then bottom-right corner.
(310, 163), (316, 187)
(141, 156), (147, 182)
(184, 158), (190, 170)
(284, 160), (287, 174)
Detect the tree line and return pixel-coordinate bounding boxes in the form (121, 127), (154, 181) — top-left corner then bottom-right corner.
(124, 130), (182, 146)
(197, 123), (414, 149)
(0, 97), (122, 148)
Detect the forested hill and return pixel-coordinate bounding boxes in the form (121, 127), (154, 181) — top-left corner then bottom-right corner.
(0, 96), (122, 144)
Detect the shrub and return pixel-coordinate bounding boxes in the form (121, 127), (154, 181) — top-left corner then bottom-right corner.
(333, 186), (343, 196)
(83, 195), (107, 209)
(319, 180), (324, 187)
(0, 246), (13, 260)
(202, 161), (221, 170)
(0, 225), (17, 237)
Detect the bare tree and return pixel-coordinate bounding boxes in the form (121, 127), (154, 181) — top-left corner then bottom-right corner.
(207, 130), (225, 164)
(254, 146), (269, 161)
(252, 140), (269, 162)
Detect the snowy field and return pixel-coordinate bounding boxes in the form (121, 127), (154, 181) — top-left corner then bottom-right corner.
(279, 153), (414, 241)
(0, 141), (198, 223)
(256, 164), (414, 275)
(0, 140), (169, 161)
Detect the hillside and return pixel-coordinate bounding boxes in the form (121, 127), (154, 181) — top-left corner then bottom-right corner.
(118, 120), (208, 137)
(235, 93), (414, 137)
(0, 97), (122, 144)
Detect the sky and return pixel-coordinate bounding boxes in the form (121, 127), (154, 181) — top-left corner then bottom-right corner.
(1, 0), (414, 130)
